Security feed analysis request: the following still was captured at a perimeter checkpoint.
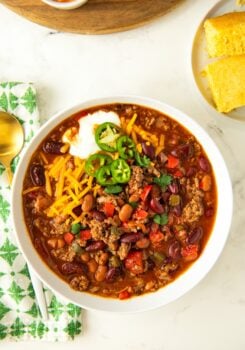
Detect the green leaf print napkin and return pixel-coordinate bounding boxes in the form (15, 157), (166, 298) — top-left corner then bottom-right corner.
(0, 82), (83, 341)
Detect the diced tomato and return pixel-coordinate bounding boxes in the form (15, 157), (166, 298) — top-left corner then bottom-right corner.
(166, 155), (179, 169)
(125, 251), (144, 274)
(103, 202), (115, 217)
(149, 230), (164, 243)
(174, 170), (183, 178)
(134, 208), (148, 220)
(181, 244), (198, 261)
(63, 232), (75, 245)
(140, 185), (153, 202)
(80, 230), (91, 241)
(119, 290), (131, 300)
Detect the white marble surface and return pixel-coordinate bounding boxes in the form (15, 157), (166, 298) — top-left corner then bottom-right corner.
(0, 0), (245, 349)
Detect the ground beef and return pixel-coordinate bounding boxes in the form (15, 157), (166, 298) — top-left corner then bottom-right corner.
(50, 219), (71, 235)
(33, 194), (52, 213)
(128, 166), (144, 195)
(182, 177), (204, 223)
(154, 268), (172, 284)
(146, 165), (161, 177)
(33, 217), (50, 236)
(51, 246), (75, 262)
(117, 242), (131, 260)
(183, 196), (204, 223)
(90, 219), (105, 240)
(70, 275), (90, 291)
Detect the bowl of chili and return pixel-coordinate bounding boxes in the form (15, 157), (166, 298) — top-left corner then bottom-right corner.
(12, 96), (233, 312)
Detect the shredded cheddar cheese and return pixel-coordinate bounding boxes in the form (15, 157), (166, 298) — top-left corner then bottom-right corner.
(22, 187), (40, 195)
(126, 113), (137, 135)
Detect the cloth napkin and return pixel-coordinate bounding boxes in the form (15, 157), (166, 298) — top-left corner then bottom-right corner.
(0, 82), (83, 341)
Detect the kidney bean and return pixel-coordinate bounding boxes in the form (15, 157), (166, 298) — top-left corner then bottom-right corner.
(205, 207), (214, 218)
(119, 204), (133, 222)
(162, 191), (171, 203)
(151, 184), (161, 199)
(150, 198), (164, 214)
(82, 193), (94, 212)
(92, 210), (106, 222)
(171, 143), (193, 159)
(186, 167), (197, 177)
(198, 156), (210, 173)
(106, 267), (120, 282)
(168, 241), (181, 259)
(171, 204), (182, 217)
(73, 205), (82, 217)
(142, 142), (155, 160)
(43, 140), (65, 154)
(168, 179), (179, 194)
(121, 232), (142, 243)
(187, 226), (203, 245)
(30, 164), (45, 186)
(85, 240), (105, 252)
(146, 258), (155, 270)
(157, 151), (168, 164)
(61, 262), (84, 275)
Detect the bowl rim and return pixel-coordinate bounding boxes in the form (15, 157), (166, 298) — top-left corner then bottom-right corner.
(41, 0), (88, 10)
(12, 95), (233, 313)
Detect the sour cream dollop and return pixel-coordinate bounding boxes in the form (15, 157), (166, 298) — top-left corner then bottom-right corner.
(62, 110), (121, 159)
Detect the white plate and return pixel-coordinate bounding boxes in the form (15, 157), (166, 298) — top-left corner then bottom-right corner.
(191, 0), (245, 122)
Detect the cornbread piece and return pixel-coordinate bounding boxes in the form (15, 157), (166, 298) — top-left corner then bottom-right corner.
(204, 12), (245, 57)
(204, 55), (245, 113)
(237, 0), (245, 5)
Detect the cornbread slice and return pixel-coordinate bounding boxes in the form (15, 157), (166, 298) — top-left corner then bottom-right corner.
(204, 12), (245, 57)
(237, 0), (245, 5)
(204, 55), (245, 113)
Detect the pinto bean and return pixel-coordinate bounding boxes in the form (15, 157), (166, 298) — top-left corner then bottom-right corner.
(187, 227), (203, 244)
(99, 252), (109, 265)
(200, 175), (212, 192)
(136, 237), (150, 249)
(87, 259), (98, 273)
(47, 238), (65, 249)
(30, 164), (45, 186)
(129, 193), (140, 202)
(95, 265), (108, 282)
(119, 204), (133, 222)
(43, 140), (65, 154)
(82, 194), (94, 212)
(80, 252), (90, 262)
(121, 232), (142, 243)
(85, 240), (105, 252)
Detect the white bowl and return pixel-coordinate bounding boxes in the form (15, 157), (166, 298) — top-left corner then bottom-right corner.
(42, 0), (88, 10)
(12, 96), (233, 313)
